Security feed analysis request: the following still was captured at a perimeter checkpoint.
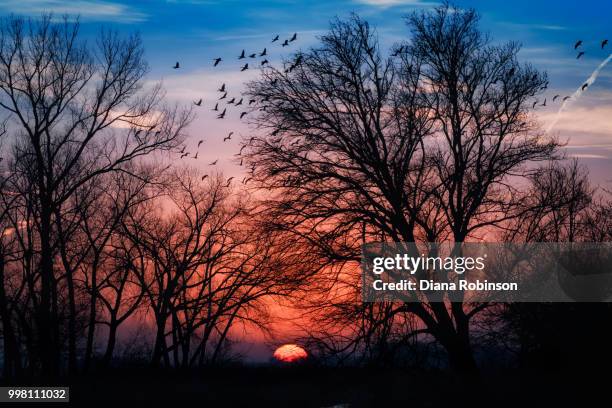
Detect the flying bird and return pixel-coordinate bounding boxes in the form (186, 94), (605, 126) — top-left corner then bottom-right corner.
(289, 33), (297, 42)
(272, 35), (279, 43)
(239, 145), (246, 154)
(242, 176), (252, 184)
(173, 62), (180, 69)
(541, 98), (547, 107)
(552, 95), (560, 102)
(574, 40), (583, 49)
(249, 99), (256, 105)
(261, 59), (269, 66)
(235, 98), (243, 106)
(563, 96), (571, 101)
(201, 175), (208, 181)
(213, 57), (222, 67)
(181, 152), (189, 158)
(223, 133), (232, 142)
(238, 50), (245, 59)
(194, 99), (202, 106)
(577, 51), (585, 59)
(282, 39), (289, 47)
(602, 39), (609, 49)
(249, 53), (257, 58)
(219, 92), (227, 100)
(193, 152), (198, 159)
(240, 112), (248, 119)
(260, 48), (267, 56)
(532, 100), (538, 109)
(225, 177), (234, 187)
(209, 159), (218, 166)
(218, 83), (226, 92)
(197, 140), (203, 147)
(227, 97), (236, 104)
(581, 83), (589, 91)
(217, 109), (226, 119)
(241, 63), (249, 71)
(213, 103), (218, 111)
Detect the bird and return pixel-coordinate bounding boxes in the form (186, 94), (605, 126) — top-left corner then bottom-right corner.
(242, 176), (252, 184)
(223, 132), (233, 142)
(227, 97), (236, 104)
(238, 50), (245, 59)
(180, 145), (186, 154)
(239, 158), (243, 166)
(197, 140), (203, 147)
(194, 99), (202, 106)
(213, 103), (218, 111)
(563, 96), (571, 101)
(201, 175), (208, 181)
(289, 33), (297, 42)
(209, 159), (218, 165)
(541, 98), (547, 107)
(181, 152), (189, 158)
(193, 152), (198, 159)
(574, 40), (583, 49)
(235, 98), (243, 106)
(272, 35), (279, 43)
(173, 62), (180, 69)
(282, 39), (289, 47)
(532, 100), (538, 109)
(225, 177), (234, 187)
(241, 63), (249, 71)
(249, 99), (256, 105)
(217, 109), (226, 119)
(213, 57), (222, 67)
(219, 92), (227, 100)
(239, 145), (246, 154)
(577, 51), (585, 59)
(552, 95), (560, 102)
(260, 48), (267, 57)
(261, 59), (269, 66)
(249, 53), (257, 58)
(581, 83), (589, 91)
(602, 39), (609, 49)
(218, 83), (226, 92)
(240, 112), (248, 119)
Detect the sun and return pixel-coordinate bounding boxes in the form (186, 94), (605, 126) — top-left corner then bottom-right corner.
(273, 344), (308, 363)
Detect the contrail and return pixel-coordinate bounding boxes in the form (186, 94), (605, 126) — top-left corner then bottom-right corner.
(546, 53), (612, 133)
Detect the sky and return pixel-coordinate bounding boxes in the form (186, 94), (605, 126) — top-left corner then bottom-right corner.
(1, 0), (610, 361)
(0, 0), (610, 185)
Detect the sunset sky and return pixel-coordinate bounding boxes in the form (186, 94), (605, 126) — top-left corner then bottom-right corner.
(1, 0), (609, 185)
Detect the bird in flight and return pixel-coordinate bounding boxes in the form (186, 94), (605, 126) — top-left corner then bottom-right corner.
(249, 99), (256, 105)
(261, 59), (269, 66)
(209, 159), (218, 166)
(532, 100), (538, 109)
(272, 35), (279, 43)
(603, 39), (609, 49)
(541, 98), (547, 107)
(563, 96), (571, 101)
(239, 50), (245, 59)
(282, 39), (289, 47)
(193, 152), (199, 159)
(225, 177), (234, 187)
(577, 51), (585, 59)
(260, 48), (267, 57)
(213, 103), (219, 111)
(240, 112), (248, 119)
(194, 99), (203, 106)
(213, 57), (222, 67)
(227, 97), (236, 104)
(249, 53), (257, 58)
(241, 63), (249, 71)
(224, 132), (233, 142)
(290, 33), (297, 42)
(552, 95), (560, 102)
(236, 98), (243, 106)
(239, 145), (247, 155)
(219, 92), (227, 100)
(201, 174), (208, 181)
(218, 83), (226, 92)
(242, 176), (252, 184)
(197, 140), (203, 147)
(173, 62), (180, 69)
(217, 109), (226, 119)
(181, 152), (189, 158)
(574, 40), (583, 49)
(581, 83), (589, 91)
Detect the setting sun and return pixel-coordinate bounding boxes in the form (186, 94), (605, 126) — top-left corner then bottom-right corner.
(273, 344), (308, 363)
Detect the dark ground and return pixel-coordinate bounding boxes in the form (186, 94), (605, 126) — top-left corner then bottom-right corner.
(2, 365), (605, 407)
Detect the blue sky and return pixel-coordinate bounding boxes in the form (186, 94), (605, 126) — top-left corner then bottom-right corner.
(1, 0), (611, 183)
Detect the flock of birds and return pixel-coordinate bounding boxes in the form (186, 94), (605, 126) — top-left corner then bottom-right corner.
(164, 34), (609, 186)
(169, 32), (300, 185)
(533, 38), (609, 108)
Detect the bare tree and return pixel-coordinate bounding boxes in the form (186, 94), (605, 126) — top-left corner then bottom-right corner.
(244, 5), (558, 372)
(0, 15), (192, 376)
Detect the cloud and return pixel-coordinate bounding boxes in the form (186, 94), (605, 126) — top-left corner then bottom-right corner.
(353, 0), (434, 8)
(0, 0), (147, 23)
